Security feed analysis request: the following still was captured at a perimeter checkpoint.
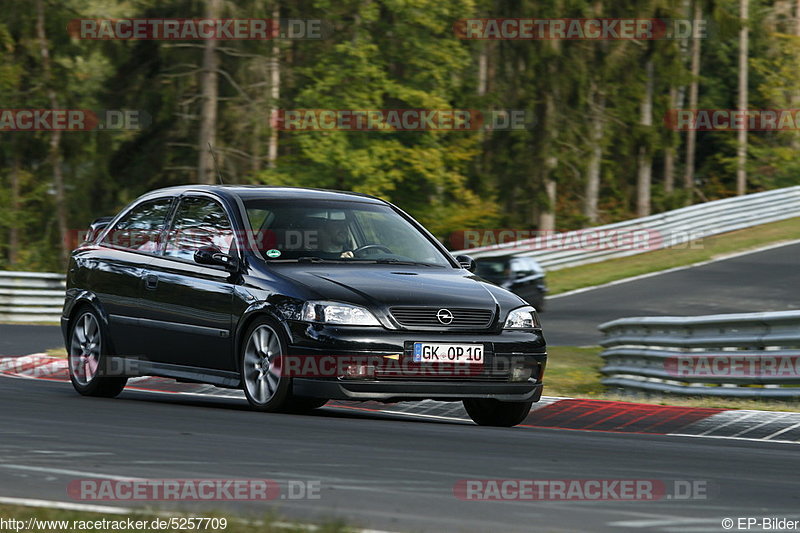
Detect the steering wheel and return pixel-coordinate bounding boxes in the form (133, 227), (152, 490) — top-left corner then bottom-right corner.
(352, 244), (393, 257)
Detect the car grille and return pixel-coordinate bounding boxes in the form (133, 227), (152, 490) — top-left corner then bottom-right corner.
(389, 307), (494, 329)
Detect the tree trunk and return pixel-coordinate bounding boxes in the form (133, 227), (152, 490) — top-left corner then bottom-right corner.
(583, 83), (604, 224)
(540, 173), (557, 232)
(793, 0), (800, 150)
(267, 3), (281, 169)
(797, 0), (800, 34)
(664, 86), (678, 194)
(36, 0), (69, 265)
(197, 0), (221, 184)
(637, 59), (654, 217)
(477, 43), (488, 97)
(539, 90), (558, 231)
(683, 0), (702, 202)
(8, 156), (20, 265)
(737, 0), (749, 195)
(538, 31), (561, 232)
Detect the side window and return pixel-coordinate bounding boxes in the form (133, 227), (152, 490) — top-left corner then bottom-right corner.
(164, 197), (234, 261)
(101, 198), (173, 253)
(509, 258), (531, 278)
(526, 258), (544, 276)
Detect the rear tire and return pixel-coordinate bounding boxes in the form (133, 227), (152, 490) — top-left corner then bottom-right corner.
(68, 309), (127, 398)
(240, 318), (291, 412)
(463, 399), (533, 427)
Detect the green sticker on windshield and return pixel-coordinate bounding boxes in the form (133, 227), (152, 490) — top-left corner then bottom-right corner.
(266, 249), (281, 258)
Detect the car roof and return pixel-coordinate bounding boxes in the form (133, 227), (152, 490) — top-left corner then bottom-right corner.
(142, 185), (386, 205)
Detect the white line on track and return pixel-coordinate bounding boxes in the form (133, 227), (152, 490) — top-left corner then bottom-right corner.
(668, 433), (800, 445)
(0, 496), (130, 514)
(0, 464), (146, 481)
(763, 420), (800, 440)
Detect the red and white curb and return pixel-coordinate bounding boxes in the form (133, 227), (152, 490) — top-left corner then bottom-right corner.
(2, 354), (799, 444)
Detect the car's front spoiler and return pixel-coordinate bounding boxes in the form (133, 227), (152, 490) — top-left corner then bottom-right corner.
(292, 378), (542, 403)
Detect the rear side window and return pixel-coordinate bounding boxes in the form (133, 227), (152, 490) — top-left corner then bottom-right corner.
(475, 259), (508, 282)
(164, 197), (235, 261)
(510, 258), (532, 277)
(101, 198), (174, 252)
(526, 258), (544, 276)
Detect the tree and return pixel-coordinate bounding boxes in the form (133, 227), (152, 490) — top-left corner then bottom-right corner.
(197, 0), (221, 184)
(737, 0), (749, 195)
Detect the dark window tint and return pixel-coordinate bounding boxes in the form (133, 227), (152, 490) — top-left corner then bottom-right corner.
(242, 199), (450, 266)
(475, 259), (509, 283)
(164, 197), (234, 260)
(101, 198), (173, 252)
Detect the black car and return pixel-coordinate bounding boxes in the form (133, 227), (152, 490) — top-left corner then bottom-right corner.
(475, 255), (548, 311)
(62, 186), (547, 427)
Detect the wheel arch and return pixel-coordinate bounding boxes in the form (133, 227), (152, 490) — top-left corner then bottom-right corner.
(64, 292), (117, 356)
(233, 303), (290, 373)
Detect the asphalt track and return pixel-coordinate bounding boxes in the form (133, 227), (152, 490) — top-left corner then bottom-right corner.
(0, 324), (62, 356)
(544, 241), (800, 346)
(1, 376), (799, 533)
(1, 243), (800, 531)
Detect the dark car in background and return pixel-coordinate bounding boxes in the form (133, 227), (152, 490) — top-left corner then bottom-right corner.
(475, 255), (547, 311)
(62, 185), (547, 427)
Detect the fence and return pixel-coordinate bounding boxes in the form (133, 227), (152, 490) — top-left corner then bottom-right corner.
(0, 271), (65, 323)
(454, 186), (800, 271)
(598, 311), (800, 398)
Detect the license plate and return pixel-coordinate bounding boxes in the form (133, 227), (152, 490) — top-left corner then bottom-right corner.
(412, 343), (484, 363)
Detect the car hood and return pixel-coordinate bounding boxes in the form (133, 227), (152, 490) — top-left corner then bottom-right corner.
(268, 265), (525, 310)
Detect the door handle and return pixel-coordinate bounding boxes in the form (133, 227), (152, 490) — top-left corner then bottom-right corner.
(144, 274), (159, 290)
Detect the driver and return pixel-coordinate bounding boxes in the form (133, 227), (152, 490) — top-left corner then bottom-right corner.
(315, 219), (354, 259)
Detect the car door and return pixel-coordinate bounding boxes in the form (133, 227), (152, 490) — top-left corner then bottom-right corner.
(137, 194), (237, 370)
(91, 196), (175, 357)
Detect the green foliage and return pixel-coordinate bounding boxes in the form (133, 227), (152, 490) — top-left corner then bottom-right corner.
(0, 0), (799, 270)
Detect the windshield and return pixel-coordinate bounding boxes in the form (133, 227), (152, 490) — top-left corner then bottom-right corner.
(243, 199), (452, 267)
(475, 259), (509, 283)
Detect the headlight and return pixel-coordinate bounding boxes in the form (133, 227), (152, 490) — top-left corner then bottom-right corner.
(301, 301), (380, 326)
(503, 306), (541, 329)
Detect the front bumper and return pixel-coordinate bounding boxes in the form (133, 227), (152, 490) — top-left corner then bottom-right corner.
(285, 321), (547, 403)
(292, 378), (543, 402)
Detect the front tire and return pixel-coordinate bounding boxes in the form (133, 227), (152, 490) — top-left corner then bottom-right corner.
(68, 309), (127, 397)
(463, 399), (533, 427)
(240, 319), (291, 412)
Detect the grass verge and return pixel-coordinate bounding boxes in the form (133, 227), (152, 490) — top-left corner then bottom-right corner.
(0, 505), (354, 533)
(546, 217), (800, 295)
(45, 347), (67, 358)
(546, 346), (800, 412)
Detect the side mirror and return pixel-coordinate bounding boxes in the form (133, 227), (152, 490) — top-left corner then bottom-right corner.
(455, 254), (477, 273)
(84, 216), (114, 243)
(195, 246), (240, 272)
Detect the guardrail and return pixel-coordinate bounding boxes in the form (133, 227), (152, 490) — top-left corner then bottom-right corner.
(454, 186), (800, 271)
(598, 311), (800, 398)
(0, 271), (65, 323)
